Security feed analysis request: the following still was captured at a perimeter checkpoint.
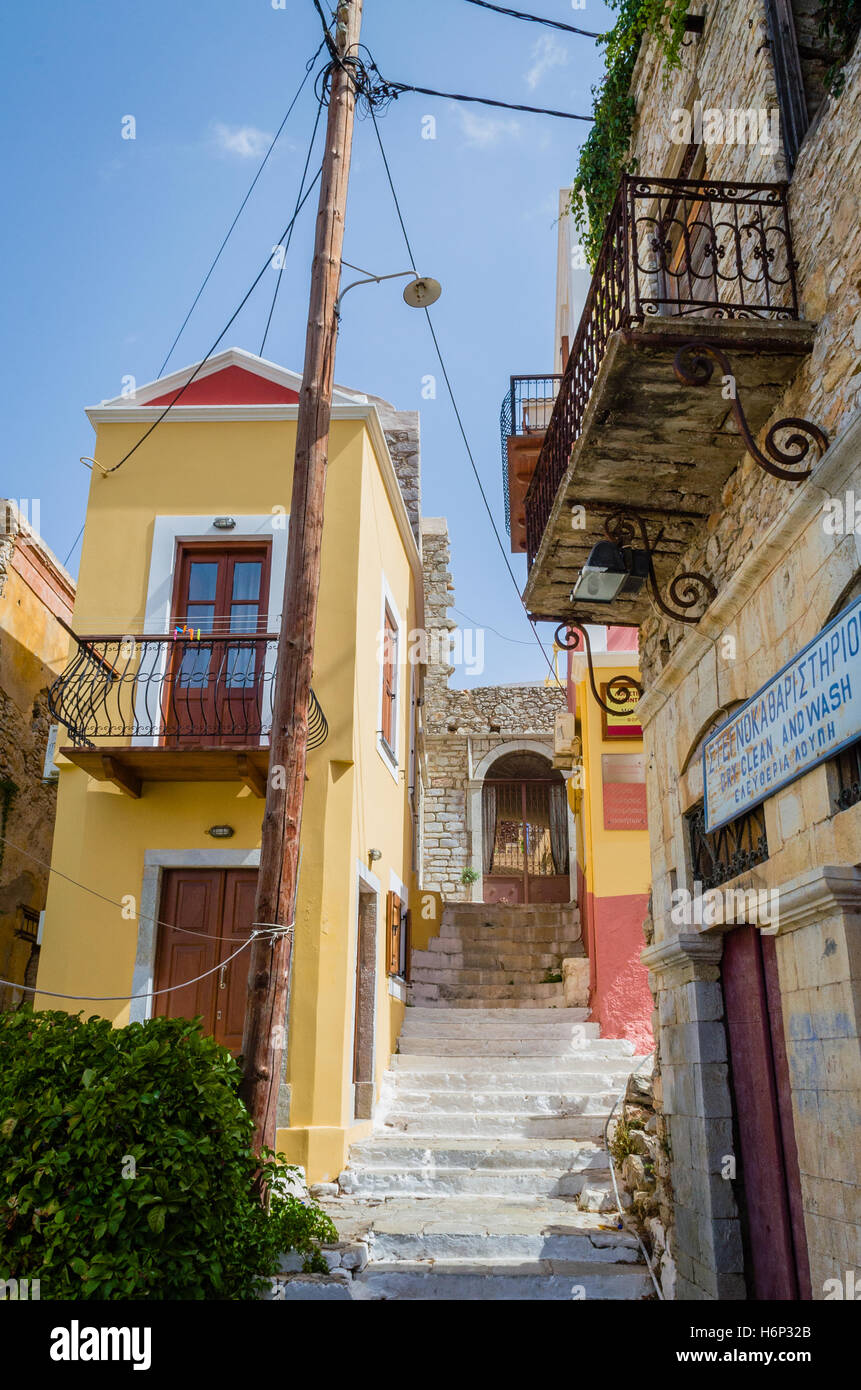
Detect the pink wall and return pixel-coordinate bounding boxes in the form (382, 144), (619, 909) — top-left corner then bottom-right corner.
(577, 865), (653, 1053)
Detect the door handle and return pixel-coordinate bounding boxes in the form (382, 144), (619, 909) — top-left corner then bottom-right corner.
(219, 966), (228, 990)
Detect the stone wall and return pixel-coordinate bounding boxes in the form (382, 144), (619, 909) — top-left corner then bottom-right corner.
(377, 403), (421, 546)
(420, 518), (566, 898)
(0, 507), (75, 1011)
(625, 13), (861, 1300)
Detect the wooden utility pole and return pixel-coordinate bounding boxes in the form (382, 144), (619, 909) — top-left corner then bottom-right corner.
(240, 0), (363, 1152)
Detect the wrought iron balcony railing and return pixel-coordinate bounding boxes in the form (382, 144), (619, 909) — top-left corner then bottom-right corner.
(48, 633), (328, 751)
(501, 375), (562, 534)
(524, 175), (800, 564)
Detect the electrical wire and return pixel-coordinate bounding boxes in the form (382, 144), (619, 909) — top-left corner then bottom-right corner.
(452, 606), (539, 646)
(366, 103), (559, 684)
(159, 40), (327, 377)
(99, 163), (324, 478)
(0, 936), (267, 1004)
(373, 79), (592, 122)
(462, 0), (602, 38)
(0, 833), (265, 945)
(259, 79), (328, 356)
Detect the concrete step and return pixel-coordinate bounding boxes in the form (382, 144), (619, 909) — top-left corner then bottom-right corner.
(397, 1037), (635, 1058)
(379, 1112), (609, 1140)
(350, 1260), (650, 1300)
(391, 1052), (637, 1077)
(405, 1006), (590, 1024)
(341, 1167), (610, 1198)
(325, 1197), (638, 1264)
(346, 1136), (610, 1175)
(404, 997), (572, 1010)
(381, 1086), (618, 1114)
(442, 904), (580, 925)
(398, 1018), (600, 1039)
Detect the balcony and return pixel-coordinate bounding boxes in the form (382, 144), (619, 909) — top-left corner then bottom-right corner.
(48, 633), (328, 796)
(501, 375), (562, 552)
(512, 175), (817, 625)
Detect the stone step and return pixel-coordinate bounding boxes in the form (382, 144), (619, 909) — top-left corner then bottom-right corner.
(410, 965), (568, 986)
(405, 1006), (590, 1024)
(380, 1086), (618, 1113)
(439, 923), (581, 944)
(350, 1260), (650, 1300)
(397, 1037), (634, 1058)
(409, 983), (566, 1004)
(399, 1018), (600, 1039)
(347, 1136), (609, 1170)
(404, 997), (572, 1010)
(378, 1111), (609, 1140)
(411, 949), (573, 971)
(324, 1197), (638, 1264)
(442, 905), (579, 925)
(427, 935), (583, 955)
(340, 1167), (610, 1198)
(391, 1053), (637, 1078)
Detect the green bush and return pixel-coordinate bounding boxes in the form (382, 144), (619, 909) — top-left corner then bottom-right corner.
(0, 1011), (337, 1300)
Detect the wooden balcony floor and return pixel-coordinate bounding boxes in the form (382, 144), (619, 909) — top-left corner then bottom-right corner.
(60, 745), (270, 798)
(523, 316), (816, 624)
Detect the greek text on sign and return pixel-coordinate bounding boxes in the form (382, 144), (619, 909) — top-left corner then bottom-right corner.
(703, 595), (861, 832)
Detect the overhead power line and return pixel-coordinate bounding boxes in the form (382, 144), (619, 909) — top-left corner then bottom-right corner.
(159, 40), (326, 377)
(376, 78), (593, 121)
(366, 103), (561, 685)
(463, 0), (602, 39)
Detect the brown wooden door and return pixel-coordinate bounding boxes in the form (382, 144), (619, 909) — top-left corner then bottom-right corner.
(165, 542), (270, 745)
(722, 925), (811, 1299)
(154, 868), (257, 1054)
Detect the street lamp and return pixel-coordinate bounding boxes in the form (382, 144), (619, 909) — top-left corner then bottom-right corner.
(335, 261), (442, 317)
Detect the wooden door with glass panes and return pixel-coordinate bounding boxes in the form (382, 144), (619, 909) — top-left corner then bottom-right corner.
(165, 542), (270, 744)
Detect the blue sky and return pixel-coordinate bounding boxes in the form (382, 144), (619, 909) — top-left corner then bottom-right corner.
(2, 0), (612, 685)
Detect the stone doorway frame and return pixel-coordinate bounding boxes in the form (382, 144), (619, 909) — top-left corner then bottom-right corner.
(352, 863), (380, 1121)
(467, 740), (577, 905)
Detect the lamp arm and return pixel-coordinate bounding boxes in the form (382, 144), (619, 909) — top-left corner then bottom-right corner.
(554, 620), (643, 716)
(335, 270), (416, 315)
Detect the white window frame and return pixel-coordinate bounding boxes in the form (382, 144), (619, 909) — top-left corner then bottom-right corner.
(376, 575), (402, 782)
(133, 514), (288, 747)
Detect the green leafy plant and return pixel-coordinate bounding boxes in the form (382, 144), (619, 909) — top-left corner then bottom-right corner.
(816, 0), (861, 94)
(460, 865), (480, 886)
(0, 1011), (337, 1300)
(542, 969), (564, 984)
(571, 0), (691, 266)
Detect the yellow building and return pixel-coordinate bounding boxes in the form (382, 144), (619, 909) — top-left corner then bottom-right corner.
(36, 348), (425, 1182)
(562, 628), (652, 1051)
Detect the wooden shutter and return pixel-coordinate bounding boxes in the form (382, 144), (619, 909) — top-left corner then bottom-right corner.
(403, 908), (412, 982)
(386, 890), (402, 976)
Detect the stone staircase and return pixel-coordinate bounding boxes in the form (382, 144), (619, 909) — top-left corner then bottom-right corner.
(408, 901), (585, 1009)
(300, 902), (651, 1301)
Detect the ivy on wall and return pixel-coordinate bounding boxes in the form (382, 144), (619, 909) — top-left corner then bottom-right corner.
(571, 0), (691, 266)
(818, 0), (861, 93)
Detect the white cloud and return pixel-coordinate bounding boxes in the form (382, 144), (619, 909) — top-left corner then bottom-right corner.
(458, 108), (521, 148)
(525, 34), (568, 90)
(213, 122), (274, 158)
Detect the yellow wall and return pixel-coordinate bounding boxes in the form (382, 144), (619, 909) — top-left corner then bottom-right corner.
(570, 659), (651, 899)
(36, 408), (421, 1181)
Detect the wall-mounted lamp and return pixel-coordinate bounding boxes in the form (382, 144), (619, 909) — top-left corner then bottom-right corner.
(571, 510), (716, 625)
(368, 848), (382, 862)
(570, 538), (649, 605)
(674, 342), (828, 482)
(207, 825), (235, 838)
(213, 516), (237, 530)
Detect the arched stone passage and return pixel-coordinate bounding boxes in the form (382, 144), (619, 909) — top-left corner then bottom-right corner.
(467, 740), (577, 905)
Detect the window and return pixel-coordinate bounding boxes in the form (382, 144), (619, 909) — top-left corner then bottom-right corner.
(386, 890), (410, 978)
(686, 802), (769, 890)
(830, 736), (861, 813)
(380, 605), (398, 757)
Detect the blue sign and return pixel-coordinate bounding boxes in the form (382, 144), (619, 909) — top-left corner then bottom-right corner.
(703, 595), (861, 832)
